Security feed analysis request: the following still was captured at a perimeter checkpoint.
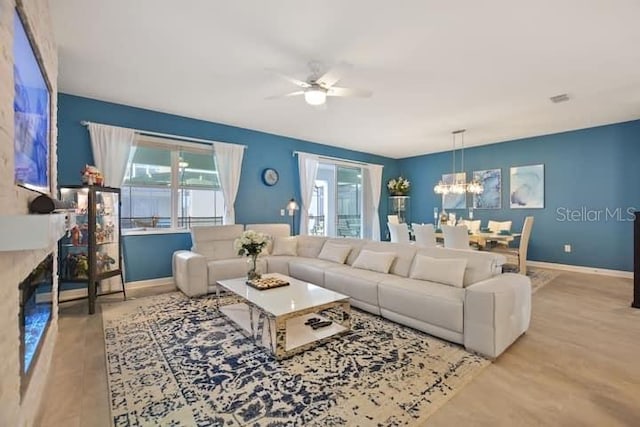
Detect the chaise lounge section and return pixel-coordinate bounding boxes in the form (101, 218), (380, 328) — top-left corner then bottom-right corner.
(173, 223), (531, 358)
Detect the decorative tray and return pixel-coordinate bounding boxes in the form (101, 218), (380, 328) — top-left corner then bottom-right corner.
(246, 277), (290, 290)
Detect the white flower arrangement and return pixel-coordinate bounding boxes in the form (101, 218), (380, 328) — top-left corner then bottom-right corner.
(387, 176), (410, 195)
(234, 230), (269, 256)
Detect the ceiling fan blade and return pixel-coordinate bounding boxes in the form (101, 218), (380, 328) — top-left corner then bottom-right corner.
(315, 69), (341, 88)
(266, 68), (311, 88)
(265, 91), (304, 100)
(327, 86), (373, 98)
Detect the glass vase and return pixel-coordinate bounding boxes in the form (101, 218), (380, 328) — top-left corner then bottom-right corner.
(247, 254), (261, 280)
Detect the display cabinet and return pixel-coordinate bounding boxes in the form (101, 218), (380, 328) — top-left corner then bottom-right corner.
(388, 195), (410, 224)
(59, 185), (125, 314)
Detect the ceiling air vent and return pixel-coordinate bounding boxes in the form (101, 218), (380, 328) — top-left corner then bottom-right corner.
(550, 93), (570, 103)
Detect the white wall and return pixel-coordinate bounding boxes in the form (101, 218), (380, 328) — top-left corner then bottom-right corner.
(0, 0), (58, 425)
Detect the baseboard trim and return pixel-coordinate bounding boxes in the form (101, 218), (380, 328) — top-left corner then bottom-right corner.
(126, 276), (175, 289)
(41, 277), (176, 304)
(59, 288), (90, 301)
(528, 261), (633, 279)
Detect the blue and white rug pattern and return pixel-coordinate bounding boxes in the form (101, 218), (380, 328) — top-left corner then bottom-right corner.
(103, 292), (488, 426)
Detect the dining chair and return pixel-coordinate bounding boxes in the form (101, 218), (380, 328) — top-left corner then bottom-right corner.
(442, 225), (471, 250)
(490, 216), (534, 274)
(412, 223), (437, 248)
(388, 222), (411, 243)
(460, 219), (481, 233)
(488, 220), (512, 232)
(487, 220), (513, 248)
(387, 215), (400, 225)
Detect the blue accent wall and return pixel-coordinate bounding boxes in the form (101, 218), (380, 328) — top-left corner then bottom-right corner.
(58, 93), (640, 276)
(122, 233), (192, 282)
(400, 120), (640, 272)
(58, 94), (399, 281)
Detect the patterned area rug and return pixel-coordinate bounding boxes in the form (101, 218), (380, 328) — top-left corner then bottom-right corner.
(528, 268), (560, 293)
(102, 292), (489, 426)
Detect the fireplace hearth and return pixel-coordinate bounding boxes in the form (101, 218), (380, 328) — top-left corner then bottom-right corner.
(19, 253), (53, 393)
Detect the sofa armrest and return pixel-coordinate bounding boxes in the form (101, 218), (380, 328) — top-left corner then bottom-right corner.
(464, 273), (531, 358)
(173, 250), (208, 297)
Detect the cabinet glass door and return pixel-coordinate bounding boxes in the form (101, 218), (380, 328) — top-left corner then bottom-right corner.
(59, 187), (90, 282)
(94, 189), (120, 278)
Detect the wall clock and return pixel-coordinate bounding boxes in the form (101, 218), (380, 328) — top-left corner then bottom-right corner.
(262, 168), (279, 186)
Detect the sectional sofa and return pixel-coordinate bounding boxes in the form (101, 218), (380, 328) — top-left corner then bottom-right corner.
(173, 223), (532, 358)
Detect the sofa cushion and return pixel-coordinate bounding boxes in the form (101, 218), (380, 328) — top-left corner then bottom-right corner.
(409, 255), (467, 288)
(416, 247), (505, 287)
(264, 255), (297, 276)
(378, 276), (465, 333)
(206, 258), (266, 285)
(324, 265), (387, 309)
(361, 242), (417, 277)
(288, 258), (340, 286)
(191, 224), (244, 260)
(318, 242), (352, 264)
(245, 224), (290, 254)
(352, 249), (396, 274)
(328, 238), (369, 266)
(296, 235), (327, 258)
(272, 236), (297, 256)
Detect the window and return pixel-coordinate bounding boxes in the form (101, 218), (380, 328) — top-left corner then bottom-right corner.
(309, 181), (327, 236)
(337, 165), (362, 238)
(121, 138), (224, 231)
(308, 163), (362, 238)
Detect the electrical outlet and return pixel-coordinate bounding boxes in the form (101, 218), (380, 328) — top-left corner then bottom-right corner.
(564, 244), (572, 253)
(280, 209), (285, 216)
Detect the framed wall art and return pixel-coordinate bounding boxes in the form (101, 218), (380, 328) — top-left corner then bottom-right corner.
(510, 164), (544, 209)
(473, 169), (501, 209)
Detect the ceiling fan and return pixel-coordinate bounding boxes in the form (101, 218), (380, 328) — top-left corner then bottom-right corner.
(266, 61), (372, 106)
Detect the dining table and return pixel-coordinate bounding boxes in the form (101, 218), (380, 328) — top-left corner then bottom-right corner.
(434, 230), (521, 249)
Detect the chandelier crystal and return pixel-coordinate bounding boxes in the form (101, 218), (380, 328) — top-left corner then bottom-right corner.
(433, 129), (484, 195)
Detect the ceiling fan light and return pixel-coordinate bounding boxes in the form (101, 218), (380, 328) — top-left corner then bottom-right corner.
(304, 88), (327, 105)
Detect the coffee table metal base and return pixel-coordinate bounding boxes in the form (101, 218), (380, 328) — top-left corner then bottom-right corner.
(217, 289), (350, 360)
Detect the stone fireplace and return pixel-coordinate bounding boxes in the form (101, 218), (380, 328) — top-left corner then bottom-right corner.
(0, 0), (58, 425)
(19, 253), (54, 395)
(0, 213), (66, 426)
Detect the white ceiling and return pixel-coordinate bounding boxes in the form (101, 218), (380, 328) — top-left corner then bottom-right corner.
(51, 0), (640, 159)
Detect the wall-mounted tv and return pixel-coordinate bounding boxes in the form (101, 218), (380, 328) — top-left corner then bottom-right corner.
(13, 8), (51, 194)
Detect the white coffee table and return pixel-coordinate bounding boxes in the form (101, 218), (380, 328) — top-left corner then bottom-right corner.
(216, 273), (351, 360)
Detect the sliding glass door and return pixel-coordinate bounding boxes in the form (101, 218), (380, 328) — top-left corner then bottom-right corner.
(309, 163), (362, 238)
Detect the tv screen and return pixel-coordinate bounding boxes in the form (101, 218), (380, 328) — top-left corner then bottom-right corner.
(13, 9), (51, 193)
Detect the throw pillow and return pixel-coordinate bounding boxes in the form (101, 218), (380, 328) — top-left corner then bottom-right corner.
(409, 255), (467, 288)
(352, 249), (396, 274)
(317, 242), (352, 264)
(271, 236), (297, 256)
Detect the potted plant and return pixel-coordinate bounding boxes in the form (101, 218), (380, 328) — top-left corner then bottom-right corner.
(234, 230), (269, 280)
(387, 176), (410, 196)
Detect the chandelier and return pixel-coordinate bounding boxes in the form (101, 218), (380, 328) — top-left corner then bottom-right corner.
(433, 129), (484, 195)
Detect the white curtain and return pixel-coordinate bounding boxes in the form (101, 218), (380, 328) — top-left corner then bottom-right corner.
(298, 153), (320, 235)
(88, 123), (136, 187)
(214, 142), (245, 224)
(363, 164), (384, 240)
